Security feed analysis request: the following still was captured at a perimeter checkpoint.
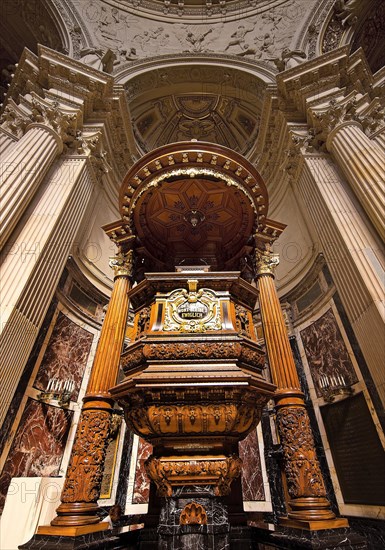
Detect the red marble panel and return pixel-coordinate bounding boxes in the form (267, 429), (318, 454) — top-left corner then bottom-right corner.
(132, 437), (152, 504)
(0, 398), (72, 513)
(239, 429), (265, 501)
(300, 308), (358, 397)
(33, 312), (93, 401)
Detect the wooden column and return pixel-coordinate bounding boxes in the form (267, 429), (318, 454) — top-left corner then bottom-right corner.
(254, 244), (347, 530)
(44, 248), (134, 534)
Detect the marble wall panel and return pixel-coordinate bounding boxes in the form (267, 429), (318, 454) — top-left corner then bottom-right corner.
(239, 429), (265, 501)
(0, 398), (72, 513)
(300, 308), (358, 397)
(33, 312), (93, 401)
(132, 437), (152, 504)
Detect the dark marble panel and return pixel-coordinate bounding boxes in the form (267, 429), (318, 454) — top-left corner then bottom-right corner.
(260, 407), (286, 525)
(132, 437), (152, 504)
(346, 516), (385, 550)
(0, 299), (58, 457)
(0, 398), (72, 513)
(115, 427), (134, 511)
(300, 308), (358, 397)
(239, 428), (265, 501)
(333, 291), (385, 431)
(33, 312), (93, 401)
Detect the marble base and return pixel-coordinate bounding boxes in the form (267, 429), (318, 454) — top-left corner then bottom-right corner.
(19, 524), (142, 550)
(253, 526), (368, 550)
(138, 525), (254, 550)
(157, 486), (230, 550)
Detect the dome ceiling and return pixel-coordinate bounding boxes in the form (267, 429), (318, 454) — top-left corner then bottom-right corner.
(105, 0), (291, 23)
(126, 66), (264, 156)
(133, 176), (255, 268)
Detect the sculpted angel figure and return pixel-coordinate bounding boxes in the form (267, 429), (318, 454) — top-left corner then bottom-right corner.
(224, 25), (253, 52)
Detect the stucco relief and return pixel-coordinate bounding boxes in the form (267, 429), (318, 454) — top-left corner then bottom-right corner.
(72, 0), (315, 68)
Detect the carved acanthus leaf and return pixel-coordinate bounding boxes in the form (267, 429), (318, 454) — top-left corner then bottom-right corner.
(276, 406), (326, 499)
(61, 409), (111, 503)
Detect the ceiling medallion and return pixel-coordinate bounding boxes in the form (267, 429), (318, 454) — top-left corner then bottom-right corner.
(183, 209), (205, 228)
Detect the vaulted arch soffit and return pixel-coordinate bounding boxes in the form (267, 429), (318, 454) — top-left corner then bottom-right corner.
(115, 58), (277, 159)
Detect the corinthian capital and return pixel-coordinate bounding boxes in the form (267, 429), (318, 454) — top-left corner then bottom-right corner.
(312, 95), (360, 136)
(254, 247), (280, 277)
(109, 249), (134, 279)
(29, 95), (78, 142)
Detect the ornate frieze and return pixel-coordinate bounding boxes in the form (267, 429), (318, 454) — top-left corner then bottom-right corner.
(124, 399), (265, 440)
(121, 339), (266, 372)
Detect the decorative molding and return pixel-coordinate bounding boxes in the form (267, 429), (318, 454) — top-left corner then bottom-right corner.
(145, 455), (242, 497)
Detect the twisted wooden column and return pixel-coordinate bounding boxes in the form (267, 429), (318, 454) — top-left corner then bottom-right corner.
(48, 249), (133, 532)
(254, 245), (347, 530)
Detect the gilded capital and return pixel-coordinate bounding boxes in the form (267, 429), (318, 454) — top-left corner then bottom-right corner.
(109, 249), (134, 279)
(254, 248), (279, 277)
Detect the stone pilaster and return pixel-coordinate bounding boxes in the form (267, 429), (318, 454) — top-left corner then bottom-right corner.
(254, 246), (347, 530)
(47, 248), (133, 531)
(0, 126), (17, 157)
(0, 157), (93, 427)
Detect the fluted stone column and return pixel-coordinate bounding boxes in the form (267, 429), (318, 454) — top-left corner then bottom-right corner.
(254, 245), (347, 530)
(374, 131), (385, 152)
(0, 156), (93, 427)
(0, 123), (63, 249)
(298, 155), (385, 406)
(47, 249), (133, 532)
(326, 121), (385, 241)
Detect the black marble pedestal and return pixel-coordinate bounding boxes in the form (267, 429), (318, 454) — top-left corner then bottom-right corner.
(18, 523), (140, 550)
(252, 526), (368, 550)
(154, 485), (231, 550)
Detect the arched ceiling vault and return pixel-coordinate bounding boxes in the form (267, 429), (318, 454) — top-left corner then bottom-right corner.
(121, 63), (272, 157)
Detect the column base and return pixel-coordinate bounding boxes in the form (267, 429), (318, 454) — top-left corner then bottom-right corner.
(36, 522), (110, 536)
(50, 502), (102, 527)
(279, 517), (349, 531)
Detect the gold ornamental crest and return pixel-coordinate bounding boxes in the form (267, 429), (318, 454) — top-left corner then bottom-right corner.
(163, 280), (221, 333)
